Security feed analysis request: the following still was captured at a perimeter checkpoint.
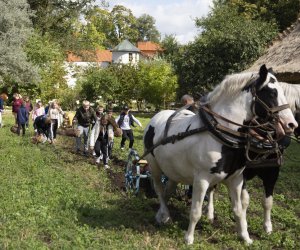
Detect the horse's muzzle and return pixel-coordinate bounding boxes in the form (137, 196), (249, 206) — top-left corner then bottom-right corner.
(276, 120), (298, 140)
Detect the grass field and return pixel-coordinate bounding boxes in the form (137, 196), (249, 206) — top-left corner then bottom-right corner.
(0, 111), (299, 249)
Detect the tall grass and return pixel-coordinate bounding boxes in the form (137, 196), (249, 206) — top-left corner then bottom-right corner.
(0, 112), (299, 249)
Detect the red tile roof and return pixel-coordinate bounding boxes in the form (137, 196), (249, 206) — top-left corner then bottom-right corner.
(95, 50), (112, 62)
(67, 50), (112, 63)
(66, 41), (163, 62)
(137, 41), (163, 52)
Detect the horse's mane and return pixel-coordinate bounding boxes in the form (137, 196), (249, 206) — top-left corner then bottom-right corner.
(278, 82), (300, 113)
(207, 72), (258, 104)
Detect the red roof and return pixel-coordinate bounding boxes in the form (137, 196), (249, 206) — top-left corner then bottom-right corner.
(66, 41), (163, 62)
(67, 50), (112, 63)
(95, 50), (112, 62)
(137, 41), (163, 52)
(137, 41), (164, 58)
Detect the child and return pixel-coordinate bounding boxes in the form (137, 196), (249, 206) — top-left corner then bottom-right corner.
(33, 115), (51, 141)
(48, 101), (64, 143)
(90, 115), (113, 169)
(17, 102), (28, 136)
(115, 105), (142, 150)
(32, 101), (45, 122)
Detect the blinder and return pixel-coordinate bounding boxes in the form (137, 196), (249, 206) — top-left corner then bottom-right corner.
(250, 84), (290, 123)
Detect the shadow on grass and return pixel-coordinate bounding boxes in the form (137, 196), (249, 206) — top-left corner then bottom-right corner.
(76, 197), (190, 233)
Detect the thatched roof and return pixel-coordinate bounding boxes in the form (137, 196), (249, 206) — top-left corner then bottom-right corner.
(248, 18), (300, 83)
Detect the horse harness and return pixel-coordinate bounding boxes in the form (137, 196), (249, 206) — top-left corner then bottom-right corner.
(141, 87), (290, 168)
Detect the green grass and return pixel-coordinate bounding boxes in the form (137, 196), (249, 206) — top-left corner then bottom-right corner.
(0, 112), (299, 249)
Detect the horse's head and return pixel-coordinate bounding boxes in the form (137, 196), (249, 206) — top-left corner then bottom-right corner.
(248, 65), (298, 136)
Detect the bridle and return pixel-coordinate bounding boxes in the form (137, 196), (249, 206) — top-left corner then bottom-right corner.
(199, 82), (291, 168)
(250, 84), (290, 124)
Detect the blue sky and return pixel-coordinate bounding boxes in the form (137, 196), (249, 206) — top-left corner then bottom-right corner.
(97, 0), (213, 44)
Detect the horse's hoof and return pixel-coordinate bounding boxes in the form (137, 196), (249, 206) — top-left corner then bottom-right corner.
(184, 232), (194, 245)
(208, 218), (214, 224)
(245, 238), (253, 245)
(155, 212), (171, 224)
(264, 225), (272, 234)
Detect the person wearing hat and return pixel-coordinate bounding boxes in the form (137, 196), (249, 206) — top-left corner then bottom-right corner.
(115, 105), (142, 150)
(73, 100), (97, 155)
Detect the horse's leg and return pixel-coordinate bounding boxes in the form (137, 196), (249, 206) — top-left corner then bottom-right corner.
(226, 175), (252, 244)
(261, 167), (279, 234)
(241, 181), (250, 216)
(206, 186), (215, 222)
(185, 177), (209, 245)
(150, 159), (171, 224)
(164, 179), (177, 201)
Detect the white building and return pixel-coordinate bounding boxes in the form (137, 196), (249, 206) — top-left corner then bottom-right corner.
(111, 39), (140, 65)
(64, 40), (162, 87)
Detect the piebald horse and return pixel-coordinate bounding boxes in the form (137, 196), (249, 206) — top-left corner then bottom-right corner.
(238, 82), (300, 234)
(143, 65), (297, 244)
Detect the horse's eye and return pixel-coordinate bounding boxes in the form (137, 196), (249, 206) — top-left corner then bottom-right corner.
(270, 89), (278, 98)
(269, 78), (276, 83)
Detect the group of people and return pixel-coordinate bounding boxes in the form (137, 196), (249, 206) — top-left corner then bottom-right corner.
(1, 93), (65, 142)
(2, 92), (196, 172)
(2, 92), (143, 169)
(73, 100), (142, 169)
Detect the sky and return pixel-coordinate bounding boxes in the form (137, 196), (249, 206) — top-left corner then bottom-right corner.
(98, 0), (213, 44)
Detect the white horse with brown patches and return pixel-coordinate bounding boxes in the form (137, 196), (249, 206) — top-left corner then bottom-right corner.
(143, 65), (297, 245)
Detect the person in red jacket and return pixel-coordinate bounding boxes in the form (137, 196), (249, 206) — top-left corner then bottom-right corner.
(12, 93), (23, 125)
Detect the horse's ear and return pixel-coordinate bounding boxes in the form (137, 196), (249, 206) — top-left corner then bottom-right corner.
(256, 64), (268, 89)
(268, 67), (275, 75)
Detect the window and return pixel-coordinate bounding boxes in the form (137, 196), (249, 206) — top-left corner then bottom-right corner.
(129, 53), (133, 62)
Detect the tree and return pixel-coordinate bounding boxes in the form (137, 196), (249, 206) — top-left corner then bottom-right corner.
(25, 33), (67, 102)
(73, 21), (106, 50)
(175, 4), (278, 96)
(216, 0), (300, 31)
(108, 64), (139, 104)
(109, 5), (139, 46)
(160, 34), (182, 63)
(137, 60), (178, 109)
(27, 0), (100, 50)
(79, 67), (120, 103)
(136, 14), (160, 42)
(27, 0), (95, 34)
(79, 60), (178, 109)
(0, 0), (39, 85)
(84, 6), (114, 48)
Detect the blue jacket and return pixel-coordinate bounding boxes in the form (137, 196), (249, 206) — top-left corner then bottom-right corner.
(0, 97), (3, 110)
(17, 106), (28, 124)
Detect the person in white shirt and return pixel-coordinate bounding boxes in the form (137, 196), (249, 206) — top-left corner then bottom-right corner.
(48, 101), (64, 143)
(115, 105), (142, 150)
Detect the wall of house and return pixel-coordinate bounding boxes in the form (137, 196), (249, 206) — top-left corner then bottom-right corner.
(64, 61), (109, 87)
(112, 51), (139, 64)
